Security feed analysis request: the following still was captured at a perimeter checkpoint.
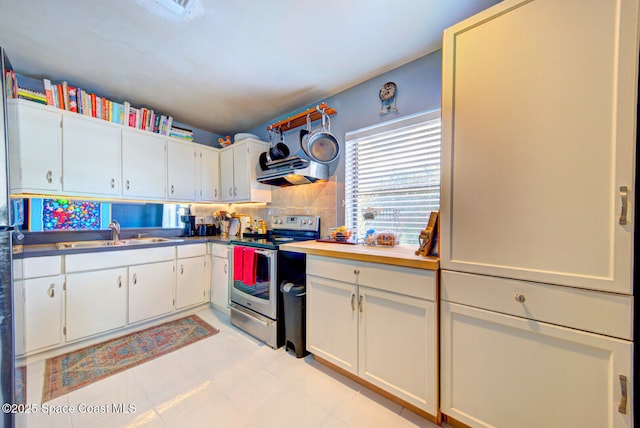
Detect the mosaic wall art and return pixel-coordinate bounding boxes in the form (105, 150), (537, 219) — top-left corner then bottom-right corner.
(29, 198), (111, 231)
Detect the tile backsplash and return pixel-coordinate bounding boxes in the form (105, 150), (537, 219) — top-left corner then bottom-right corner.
(191, 178), (337, 237)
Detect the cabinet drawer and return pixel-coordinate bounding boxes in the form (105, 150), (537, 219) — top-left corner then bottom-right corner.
(441, 270), (632, 340)
(22, 256), (62, 278)
(209, 243), (228, 258)
(307, 255), (435, 300)
(177, 243), (206, 258)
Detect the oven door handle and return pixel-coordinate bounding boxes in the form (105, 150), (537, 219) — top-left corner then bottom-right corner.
(252, 249), (275, 257)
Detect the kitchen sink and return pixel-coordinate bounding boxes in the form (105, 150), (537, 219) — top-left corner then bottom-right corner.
(55, 237), (181, 250)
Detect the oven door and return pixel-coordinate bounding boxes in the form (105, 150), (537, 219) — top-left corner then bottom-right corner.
(230, 246), (277, 319)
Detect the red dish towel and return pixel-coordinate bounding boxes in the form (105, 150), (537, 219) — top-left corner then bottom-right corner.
(242, 247), (257, 286)
(233, 246), (244, 281)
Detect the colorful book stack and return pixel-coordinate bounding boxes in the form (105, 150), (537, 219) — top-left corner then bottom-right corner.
(14, 72), (47, 104)
(169, 125), (194, 141)
(7, 71), (177, 137)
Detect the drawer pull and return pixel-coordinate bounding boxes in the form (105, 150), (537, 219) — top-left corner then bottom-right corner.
(619, 186), (628, 225)
(618, 374), (628, 414)
(46, 170), (53, 183)
(181, 264), (184, 275)
(515, 293), (526, 303)
(358, 295), (363, 312)
(110, 178), (115, 188)
(350, 294), (355, 311)
(126, 180), (131, 190)
(133, 273), (137, 285)
(48, 284), (55, 298)
(118, 277), (122, 288)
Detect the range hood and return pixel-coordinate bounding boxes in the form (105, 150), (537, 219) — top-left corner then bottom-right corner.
(257, 156), (329, 186)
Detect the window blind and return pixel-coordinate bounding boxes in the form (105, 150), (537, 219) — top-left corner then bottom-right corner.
(344, 111), (440, 245)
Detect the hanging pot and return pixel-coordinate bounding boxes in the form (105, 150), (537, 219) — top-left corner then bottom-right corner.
(299, 114), (311, 157)
(304, 108), (339, 164)
(269, 131), (290, 160)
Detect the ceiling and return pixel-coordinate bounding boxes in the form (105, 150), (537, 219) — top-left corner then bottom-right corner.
(0, 0), (500, 135)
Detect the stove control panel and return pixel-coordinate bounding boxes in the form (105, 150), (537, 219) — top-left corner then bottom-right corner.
(272, 215), (320, 231)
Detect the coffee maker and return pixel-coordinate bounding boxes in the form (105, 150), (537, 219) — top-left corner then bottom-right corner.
(180, 215), (196, 237)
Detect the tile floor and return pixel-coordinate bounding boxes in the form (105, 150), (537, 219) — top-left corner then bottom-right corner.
(18, 307), (444, 428)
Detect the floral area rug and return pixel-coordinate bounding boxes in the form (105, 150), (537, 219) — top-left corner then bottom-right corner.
(42, 315), (218, 402)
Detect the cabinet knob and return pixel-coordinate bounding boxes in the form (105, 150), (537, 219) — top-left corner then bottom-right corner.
(46, 170), (53, 183)
(48, 284), (55, 298)
(515, 293), (526, 303)
(353, 269), (360, 275)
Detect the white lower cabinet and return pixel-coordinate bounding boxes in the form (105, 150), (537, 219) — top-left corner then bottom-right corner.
(440, 270), (633, 428)
(176, 244), (208, 309)
(129, 260), (175, 324)
(210, 244), (230, 312)
(359, 286), (435, 413)
(306, 255), (437, 416)
(65, 268), (128, 342)
(307, 275), (358, 373)
(15, 256), (64, 355)
(23, 275), (64, 353)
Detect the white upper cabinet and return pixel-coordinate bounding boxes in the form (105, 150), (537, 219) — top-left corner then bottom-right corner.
(121, 129), (166, 199)
(197, 145), (219, 202)
(440, 0), (639, 294)
(219, 139), (271, 203)
(62, 114), (121, 196)
(167, 139), (197, 201)
(8, 100), (62, 194)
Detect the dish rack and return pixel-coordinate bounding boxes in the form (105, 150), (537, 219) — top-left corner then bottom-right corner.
(362, 208), (400, 247)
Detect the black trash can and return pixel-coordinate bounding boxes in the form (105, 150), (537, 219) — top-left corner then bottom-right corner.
(280, 279), (308, 358)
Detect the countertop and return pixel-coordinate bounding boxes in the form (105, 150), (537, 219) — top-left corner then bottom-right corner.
(13, 235), (234, 258)
(280, 241), (439, 271)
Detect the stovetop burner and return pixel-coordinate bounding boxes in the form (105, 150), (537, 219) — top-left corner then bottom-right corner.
(230, 215), (320, 250)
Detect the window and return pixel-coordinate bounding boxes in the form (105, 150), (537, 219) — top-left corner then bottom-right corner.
(344, 111), (441, 245)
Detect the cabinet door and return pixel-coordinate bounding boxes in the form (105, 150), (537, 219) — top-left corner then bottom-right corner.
(176, 256), (206, 309)
(198, 147), (219, 202)
(306, 274), (358, 374)
(8, 101), (61, 193)
(62, 115), (120, 196)
(23, 275), (63, 353)
(211, 255), (229, 311)
(219, 148), (235, 202)
(66, 268), (128, 341)
(232, 143), (250, 201)
(122, 130), (166, 199)
(167, 140), (196, 201)
(440, 0), (638, 294)
(358, 286), (437, 415)
(440, 301), (633, 428)
(129, 261), (175, 324)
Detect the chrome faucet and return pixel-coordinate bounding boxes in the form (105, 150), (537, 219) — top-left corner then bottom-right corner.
(108, 220), (121, 242)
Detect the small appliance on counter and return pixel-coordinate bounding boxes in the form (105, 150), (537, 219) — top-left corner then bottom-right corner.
(180, 215), (196, 237)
